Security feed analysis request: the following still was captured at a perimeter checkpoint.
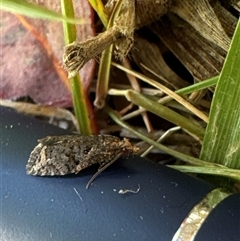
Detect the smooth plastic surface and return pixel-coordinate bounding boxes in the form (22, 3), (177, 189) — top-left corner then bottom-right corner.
(1, 106), (237, 241)
(195, 193), (240, 241)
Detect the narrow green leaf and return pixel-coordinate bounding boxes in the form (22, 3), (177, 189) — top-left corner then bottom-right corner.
(61, 0), (77, 43)
(169, 166), (240, 182)
(61, 0), (92, 135)
(94, 45), (113, 108)
(69, 75), (92, 135)
(111, 62), (219, 96)
(125, 90), (205, 139)
(175, 76), (218, 96)
(105, 106), (240, 183)
(105, 106), (220, 167)
(2, 0), (84, 24)
(200, 19), (240, 169)
(94, 0), (124, 108)
(111, 62), (209, 123)
(88, 0), (108, 27)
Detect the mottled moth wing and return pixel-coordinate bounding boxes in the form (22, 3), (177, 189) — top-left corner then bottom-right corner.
(26, 135), (138, 177)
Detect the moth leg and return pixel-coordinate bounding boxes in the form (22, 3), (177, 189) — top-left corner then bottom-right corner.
(85, 153), (122, 189)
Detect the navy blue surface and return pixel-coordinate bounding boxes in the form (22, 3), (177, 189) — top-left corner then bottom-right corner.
(0, 106), (221, 241)
(195, 193), (240, 241)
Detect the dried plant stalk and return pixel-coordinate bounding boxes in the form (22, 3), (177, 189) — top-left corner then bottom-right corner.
(170, 0), (231, 51)
(131, 35), (189, 89)
(63, 28), (119, 78)
(63, 0), (171, 78)
(151, 14), (227, 80)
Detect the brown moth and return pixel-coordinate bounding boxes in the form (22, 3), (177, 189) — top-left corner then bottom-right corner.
(26, 135), (139, 188)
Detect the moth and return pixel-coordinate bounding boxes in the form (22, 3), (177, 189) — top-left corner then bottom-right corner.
(26, 135), (139, 189)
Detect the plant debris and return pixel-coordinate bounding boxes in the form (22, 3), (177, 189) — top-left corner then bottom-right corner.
(118, 183), (141, 194)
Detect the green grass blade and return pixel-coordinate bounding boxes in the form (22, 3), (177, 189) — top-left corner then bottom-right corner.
(69, 75), (93, 135)
(105, 106), (221, 167)
(175, 76), (218, 95)
(61, 0), (76, 43)
(94, 45), (113, 108)
(169, 166), (240, 182)
(111, 62), (209, 122)
(125, 90), (205, 139)
(2, 0), (84, 24)
(200, 19), (240, 169)
(88, 0), (108, 27)
(61, 0), (92, 135)
(94, 0), (124, 108)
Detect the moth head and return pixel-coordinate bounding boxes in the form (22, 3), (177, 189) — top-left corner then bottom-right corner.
(119, 138), (139, 155)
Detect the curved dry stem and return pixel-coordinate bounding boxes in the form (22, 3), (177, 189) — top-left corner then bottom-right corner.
(63, 28), (120, 78)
